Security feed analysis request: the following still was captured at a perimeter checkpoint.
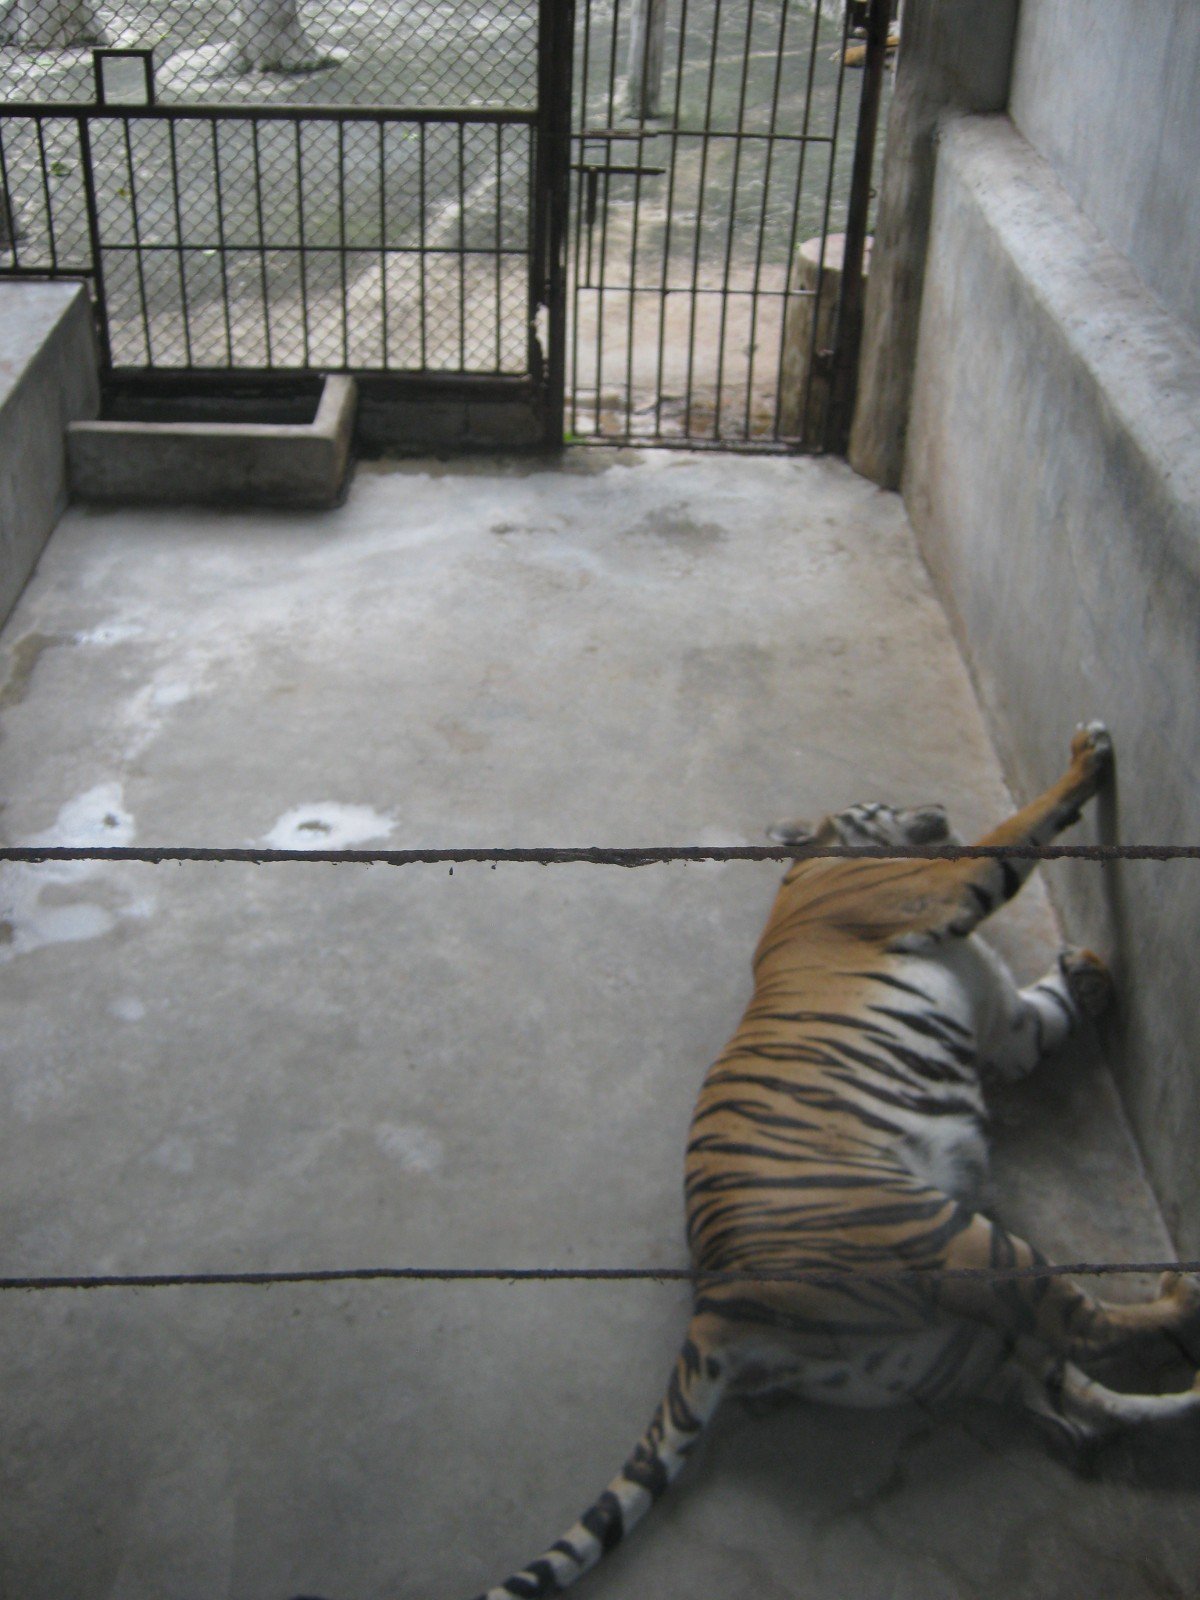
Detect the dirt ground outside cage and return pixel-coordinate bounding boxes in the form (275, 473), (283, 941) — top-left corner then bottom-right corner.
(1, 452), (1197, 1600)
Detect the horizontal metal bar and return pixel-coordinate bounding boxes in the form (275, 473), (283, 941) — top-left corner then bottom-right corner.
(576, 128), (835, 146)
(571, 162), (666, 176)
(579, 127), (659, 139)
(574, 284), (816, 299)
(0, 102), (539, 126)
(3, 1260), (1196, 1293)
(101, 364), (528, 380)
(3, 845), (1197, 866)
(574, 435), (805, 455)
(0, 263), (94, 278)
(88, 243), (530, 259)
(102, 370), (539, 396)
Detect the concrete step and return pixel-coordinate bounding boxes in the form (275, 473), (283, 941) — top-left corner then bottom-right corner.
(67, 374), (357, 510)
(0, 281), (100, 631)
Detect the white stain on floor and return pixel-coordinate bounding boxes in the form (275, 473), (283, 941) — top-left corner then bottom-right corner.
(262, 803), (396, 851)
(109, 996), (147, 1023)
(31, 783), (134, 848)
(0, 783), (155, 963)
(73, 623), (145, 647)
(374, 1122), (444, 1173)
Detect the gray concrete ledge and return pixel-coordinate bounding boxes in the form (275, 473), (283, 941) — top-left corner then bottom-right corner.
(0, 281), (100, 630)
(904, 114), (1200, 1250)
(68, 373), (357, 509)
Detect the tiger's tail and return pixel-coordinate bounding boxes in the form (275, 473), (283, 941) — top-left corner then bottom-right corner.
(471, 1324), (728, 1600)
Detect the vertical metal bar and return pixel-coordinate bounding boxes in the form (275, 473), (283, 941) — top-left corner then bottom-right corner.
(623, 0), (659, 437)
(379, 117), (389, 369)
(798, 0), (852, 444)
(743, 0), (792, 439)
(570, 0), (595, 434)
(653, 0), (691, 439)
(712, 0), (759, 441)
(603, 0), (623, 126)
(824, 0), (890, 452)
(0, 121), (19, 265)
(167, 117), (194, 366)
(493, 121), (502, 372)
(457, 120), (466, 370)
(34, 117), (59, 271)
(121, 115), (154, 366)
(538, 0), (574, 438)
(337, 117), (348, 369)
(77, 114), (114, 371)
(210, 119), (234, 367)
(293, 119), (310, 369)
(592, 162), (613, 431)
(591, 0), (624, 432)
(773, 0), (826, 438)
(418, 120), (427, 370)
(250, 119), (272, 368)
(532, 0), (553, 382)
(623, 146), (642, 437)
(682, 0), (723, 437)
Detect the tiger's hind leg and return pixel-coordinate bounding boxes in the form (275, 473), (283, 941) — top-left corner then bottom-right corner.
(979, 945), (1114, 1082)
(938, 1211), (1200, 1372)
(984, 1335), (1200, 1455)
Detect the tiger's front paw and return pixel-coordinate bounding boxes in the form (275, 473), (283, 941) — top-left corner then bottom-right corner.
(1070, 720), (1114, 781)
(1159, 1272), (1200, 1326)
(1059, 947), (1114, 1020)
(1159, 1273), (1200, 1365)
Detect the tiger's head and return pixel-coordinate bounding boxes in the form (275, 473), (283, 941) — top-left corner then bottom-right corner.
(767, 801), (960, 850)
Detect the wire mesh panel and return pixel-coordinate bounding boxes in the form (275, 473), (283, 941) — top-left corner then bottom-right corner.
(569, 0), (886, 448)
(0, 1), (540, 110)
(0, 2), (554, 388)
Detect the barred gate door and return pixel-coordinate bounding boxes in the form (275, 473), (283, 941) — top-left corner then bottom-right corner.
(0, 1), (573, 442)
(568, 0), (889, 449)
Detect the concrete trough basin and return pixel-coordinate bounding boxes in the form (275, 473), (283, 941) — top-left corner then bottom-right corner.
(67, 374), (357, 509)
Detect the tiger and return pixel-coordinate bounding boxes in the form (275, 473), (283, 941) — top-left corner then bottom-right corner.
(471, 722), (1200, 1600)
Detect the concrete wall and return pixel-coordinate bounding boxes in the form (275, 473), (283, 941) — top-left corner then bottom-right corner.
(0, 282), (99, 629)
(1010, 0), (1200, 342)
(903, 115), (1200, 1253)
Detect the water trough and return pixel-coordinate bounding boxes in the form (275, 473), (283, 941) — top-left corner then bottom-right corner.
(67, 373), (357, 510)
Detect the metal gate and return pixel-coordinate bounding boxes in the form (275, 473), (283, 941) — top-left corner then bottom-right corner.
(568, 0), (890, 448)
(0, 1), (573, 442)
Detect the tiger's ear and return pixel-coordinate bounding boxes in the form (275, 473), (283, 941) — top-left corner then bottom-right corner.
(902, 804), (953, 844)
(766, 817), (817, 846)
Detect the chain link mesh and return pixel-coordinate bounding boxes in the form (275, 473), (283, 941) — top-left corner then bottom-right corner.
(1, 1), (540, 374)
(1, 0), (539, 109)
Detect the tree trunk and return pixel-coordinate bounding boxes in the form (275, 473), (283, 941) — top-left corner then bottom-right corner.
(780, 233), (873, 445)
(625, 0), (667, 121)
(3, 0), (105, 47)
(235, 0), (335, 73)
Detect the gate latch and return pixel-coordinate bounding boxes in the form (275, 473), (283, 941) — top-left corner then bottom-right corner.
(572, 162), (666, 227)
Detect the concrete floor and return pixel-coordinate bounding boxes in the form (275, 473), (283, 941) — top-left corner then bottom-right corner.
(0, 451), (1194, 1600)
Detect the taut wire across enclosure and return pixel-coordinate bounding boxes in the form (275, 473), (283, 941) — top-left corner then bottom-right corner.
(1, 840), (1197, 1298)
